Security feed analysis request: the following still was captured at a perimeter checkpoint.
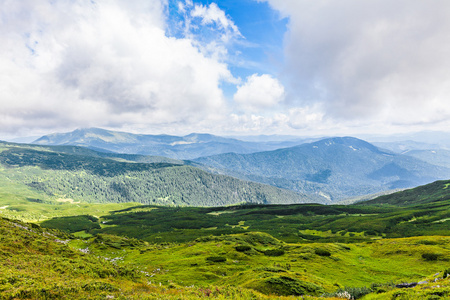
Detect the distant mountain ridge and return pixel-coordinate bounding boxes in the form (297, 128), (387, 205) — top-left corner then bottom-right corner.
(33, 128), (305, 159)
(194, 137), (450, 201)
(30, 129), (450, 202)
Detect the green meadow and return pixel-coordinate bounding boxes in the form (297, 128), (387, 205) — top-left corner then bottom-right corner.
(1, 186), (450, 299)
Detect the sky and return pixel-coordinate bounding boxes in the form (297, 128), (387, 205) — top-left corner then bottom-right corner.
(1, 0), (450, 139)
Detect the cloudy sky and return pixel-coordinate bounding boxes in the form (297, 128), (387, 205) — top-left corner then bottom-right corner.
(1, 0), (450, 139)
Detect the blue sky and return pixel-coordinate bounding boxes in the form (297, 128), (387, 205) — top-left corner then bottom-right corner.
(1, 0), (450, 139)
(166, 0), (288, 97)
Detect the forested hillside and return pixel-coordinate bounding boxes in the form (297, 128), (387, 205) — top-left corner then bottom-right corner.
(194, 137), (450, 201)
(0, 142), (323, 206)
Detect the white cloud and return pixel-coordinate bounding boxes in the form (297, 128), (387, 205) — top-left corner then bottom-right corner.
(262, 0), (450, 129)
(191, 3), (241, 43)
(287, 106), (324, 130)
(233, 74), (285, 112)
(172, 1), (242, 61)
(0, 0), (236, 136)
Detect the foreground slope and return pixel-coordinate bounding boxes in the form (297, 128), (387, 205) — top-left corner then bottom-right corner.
(194, 137), (450, 201)
(0, 141), (323, 206)
(5, 216), (449, 300)
(0, 217), (144, 299)
(2, 179), (450, 299)
(0, 217), (285, 300)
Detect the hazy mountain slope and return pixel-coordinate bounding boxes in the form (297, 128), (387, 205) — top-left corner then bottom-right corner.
(372, 140), (441, 153)
(361, 179), (450, 206)
(31, 142), (184, 164)
(194, 137), (450, 201)
(0, 142), (324, 206)
(32, 128), (304, 159)
(403, 149), (450, 169)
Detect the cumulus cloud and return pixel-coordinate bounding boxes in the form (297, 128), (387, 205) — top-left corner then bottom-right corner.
(233, 74), (285, 112)
(287, 106), (324, 130)
(191, 3), (241, 42)
(0, 0), (236, 136)
(170, 1), (242, 60)
(262, 0), (450, 128)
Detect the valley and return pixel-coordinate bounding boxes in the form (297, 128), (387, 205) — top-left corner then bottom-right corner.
(1, 131), (450, 299)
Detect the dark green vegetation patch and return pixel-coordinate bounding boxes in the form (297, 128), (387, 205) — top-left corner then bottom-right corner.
(40, 215), (100, 233)
(257, 276), (324, 296)
(37, 196), (450, 244)
(235, 245), (252, 252)
(314, 248), (331, 257)
(264, 249), (285, 256)
(206, 256), (227, 263)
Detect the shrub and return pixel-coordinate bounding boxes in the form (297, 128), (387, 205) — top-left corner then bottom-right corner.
(206, 256), (226, 263)
(264, 249), (285, 256)
(444, 269), (450, 278)
(418, 240), (439, 245)
(422, 252), (439, 261)
(315, 248), (331, 257)
(261, 276), (324, 296)
(235, 245), (251, 252)
(261, 267), (285, 273)
(82, 282), (118, 292)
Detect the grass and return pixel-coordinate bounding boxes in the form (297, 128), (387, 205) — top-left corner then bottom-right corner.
(2, 216), (332, 299)
(31, 200), (450, 245)
(64, 230), (450, 294)
(1, 198), (450, 299)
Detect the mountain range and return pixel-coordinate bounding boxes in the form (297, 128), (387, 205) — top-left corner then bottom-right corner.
(24, 128), (450, 202)
(33, 127), (308, 160)
(194, 137), (450, 201)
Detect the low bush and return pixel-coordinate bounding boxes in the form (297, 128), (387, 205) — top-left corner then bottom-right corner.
(206, 256), (226, 263)
(259, 276), (324, 296)
(235, 245), (251, 252)
(264, 249), (285, 256)
(315, 248), (331, 257)
(82, 282), (118, 292)
(422, 252), (440, 261)
(417, 240), (439, 245)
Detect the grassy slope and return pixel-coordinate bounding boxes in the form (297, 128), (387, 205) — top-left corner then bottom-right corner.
(2, 214), (449, 299)
(362, 179), (450, 206)
(1, 217), (326, 300)
(76, 232), (449, 289)
(1, 184), (450, 298)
